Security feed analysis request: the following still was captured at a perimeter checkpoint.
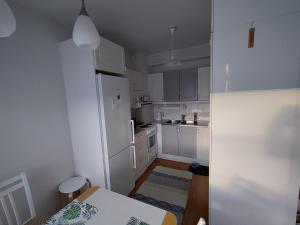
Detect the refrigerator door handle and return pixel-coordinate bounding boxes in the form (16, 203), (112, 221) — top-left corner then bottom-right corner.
(131, 146), (137, 169)
(130, 120), (135, 144)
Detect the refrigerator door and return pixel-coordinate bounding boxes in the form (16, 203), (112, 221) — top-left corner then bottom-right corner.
(97, 75), (133, 157)
(109, 146), (135, 195)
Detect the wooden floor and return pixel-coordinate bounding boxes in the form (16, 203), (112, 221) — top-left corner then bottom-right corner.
(297, 192), (300, 223)
(129, 158), (209, 225)
(183, 175), (209, 225)
(297, 191), (300, 223)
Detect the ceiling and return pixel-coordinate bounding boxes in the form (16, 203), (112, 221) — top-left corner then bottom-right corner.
(13, 0), (211, 53)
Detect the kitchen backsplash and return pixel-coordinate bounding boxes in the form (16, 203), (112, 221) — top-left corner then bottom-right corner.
(154, 103), (210, 121)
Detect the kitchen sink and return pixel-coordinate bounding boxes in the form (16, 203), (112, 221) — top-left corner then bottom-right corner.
(163, 120), (181, 125)
(162, 120), (209, 127)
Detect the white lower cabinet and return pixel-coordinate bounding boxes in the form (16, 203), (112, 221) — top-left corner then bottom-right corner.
(162, 125), (179, 155)
(178, 126), (197, 158)
(134, 131), (148, 180)
(162, 125), (197, 159)
(196, 127), (209, 166)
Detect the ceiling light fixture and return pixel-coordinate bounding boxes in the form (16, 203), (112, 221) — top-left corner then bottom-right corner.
(72, 0), (100, 50)
(165, 26), (181, 67)
(0, 0), (16, 38)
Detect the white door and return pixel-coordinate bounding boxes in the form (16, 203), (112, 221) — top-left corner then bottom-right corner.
(109, 146), (135, 196)
(97, 75), (132, 157)
(148, 73), (164, 102)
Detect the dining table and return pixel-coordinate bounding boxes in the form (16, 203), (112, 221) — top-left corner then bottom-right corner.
(43, 186), (177, 225)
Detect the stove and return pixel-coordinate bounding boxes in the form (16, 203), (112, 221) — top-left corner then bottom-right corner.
(135, 123), (158, 165)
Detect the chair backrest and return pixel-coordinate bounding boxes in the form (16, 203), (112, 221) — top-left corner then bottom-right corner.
(0, 172), (36, 225)
(197, 218), (206, 225)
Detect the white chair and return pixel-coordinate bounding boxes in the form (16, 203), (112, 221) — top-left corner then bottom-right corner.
(0, 172), (36, 225)
(197, 218), (206, 225)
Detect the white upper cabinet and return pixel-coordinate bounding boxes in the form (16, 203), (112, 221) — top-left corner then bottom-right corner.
(148, 73), (164, 102)
(198, 67), (210, 101)
(180, 68), (198, 101)
(126, 69), (148, 107)
(94, 37), (126, 75)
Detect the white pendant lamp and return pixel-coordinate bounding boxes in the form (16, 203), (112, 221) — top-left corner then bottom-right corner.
(165, 26), (181, 67)
(72, 0), (100, 50)
(0, 0), (16, 37)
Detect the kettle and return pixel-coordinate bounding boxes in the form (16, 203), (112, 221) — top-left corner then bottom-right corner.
(155, 112), (163, 121)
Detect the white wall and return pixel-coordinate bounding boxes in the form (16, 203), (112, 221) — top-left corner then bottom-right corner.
(125, 51), (149, 73)
(212, 2), (300, 92)
(148, 43), (210, 73)
(0, 1), (74, 220)
(213, 0), (300, 31)
(60, 40), (107, 189)
(211, 0), (300, 224)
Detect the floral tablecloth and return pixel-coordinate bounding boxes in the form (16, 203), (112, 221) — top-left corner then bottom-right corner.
(43, 200), (98, 225)
(127, 217), (149, 225)
(42, 200), (149, 225)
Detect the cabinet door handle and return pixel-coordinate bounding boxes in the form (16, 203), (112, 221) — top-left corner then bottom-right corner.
(131, 146), (137, 169)
(130, 120), (135, 144)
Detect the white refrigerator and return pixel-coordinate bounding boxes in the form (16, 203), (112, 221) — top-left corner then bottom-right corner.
(59, 39), (135, 197)
(97, 74), (136, 196)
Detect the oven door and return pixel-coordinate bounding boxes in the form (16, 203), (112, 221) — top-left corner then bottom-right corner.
(148, 131), (157, 152)
(147, 131), (158, 165)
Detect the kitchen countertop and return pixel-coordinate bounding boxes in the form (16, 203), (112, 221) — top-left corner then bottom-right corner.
(155, 120), (209, 128)
(134, 120), (209, 135)
(134, 127), (147, 135)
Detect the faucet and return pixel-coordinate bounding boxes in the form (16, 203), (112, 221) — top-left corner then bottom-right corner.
(181, 114), (186, 124)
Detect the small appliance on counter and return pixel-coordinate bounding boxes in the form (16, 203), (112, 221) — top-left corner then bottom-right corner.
(136, 103), (154, 125)
(181, 114), (186, 124)
(194, 112), (198, 125)
(155, 112), (164, 121)
(134, 95), (151, 108)
(140, 95), (149, 102)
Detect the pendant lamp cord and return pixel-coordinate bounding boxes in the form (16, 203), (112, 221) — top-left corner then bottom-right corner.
(169, 27), (176, 62)
(80, 0), (88, 16)
(171, 30), (175, 62)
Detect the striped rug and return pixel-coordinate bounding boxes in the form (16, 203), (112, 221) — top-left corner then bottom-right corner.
(132, 166), (192, 225)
